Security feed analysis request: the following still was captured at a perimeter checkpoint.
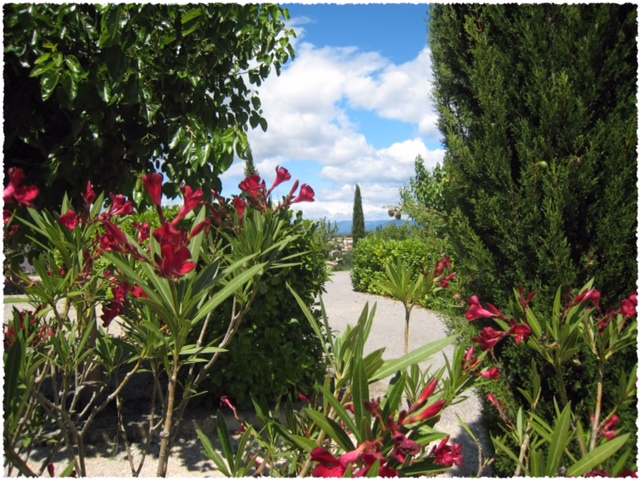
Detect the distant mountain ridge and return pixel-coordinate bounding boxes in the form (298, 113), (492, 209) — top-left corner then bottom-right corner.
(332, 219), (410, 236)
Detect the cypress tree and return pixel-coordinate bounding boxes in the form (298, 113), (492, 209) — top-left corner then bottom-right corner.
(352, 184), (365, 246)
(244, 145), (259, 178)
(429, 6), (638, 472)
(429, 4), (637, 310)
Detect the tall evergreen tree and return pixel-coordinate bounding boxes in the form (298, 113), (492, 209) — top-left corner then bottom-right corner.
(429, 6), (638, 472)
(243, 145), (259, 178)
(352, 184), (365, 245)
(429, 4), (637, 310)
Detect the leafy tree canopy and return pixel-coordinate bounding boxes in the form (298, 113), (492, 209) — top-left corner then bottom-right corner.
(4, 3), (295, 207)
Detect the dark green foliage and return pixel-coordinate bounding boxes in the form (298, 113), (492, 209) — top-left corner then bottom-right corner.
(352, 184), (366, 246)
(399, 157), (448, 238)
(430, 4), (637, 312)
(196, 214), (328, 408)
(4, 4), (295, 208)
(429, 4), (637, 473)
(351, 236), (439, 295)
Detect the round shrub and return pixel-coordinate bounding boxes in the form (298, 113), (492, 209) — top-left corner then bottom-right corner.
(195, 214), (329, 408)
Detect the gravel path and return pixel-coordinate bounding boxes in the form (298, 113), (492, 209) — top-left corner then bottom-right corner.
(4, 270), (491, 477)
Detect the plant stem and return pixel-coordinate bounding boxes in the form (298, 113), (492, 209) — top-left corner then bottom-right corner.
(156, 349), (180, 477)
(589, 357), (606, 452)
(404, 306), (411, 355)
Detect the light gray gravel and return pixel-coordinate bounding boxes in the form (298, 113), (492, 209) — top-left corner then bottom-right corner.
(4, 270), (492, 477)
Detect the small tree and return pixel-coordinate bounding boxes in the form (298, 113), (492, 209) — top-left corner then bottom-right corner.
(352, 184), (365, 246)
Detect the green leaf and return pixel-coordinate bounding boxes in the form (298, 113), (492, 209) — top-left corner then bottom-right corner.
(191, 262), (265, 325)
(64, 55), (82, 74)
(215, 409), (235, 472)
(316, 383), (358, 441)
(196, 428), (230, 477)
(181, 7), (202, 24)
(61, 71), (78, 101)
(287, 433), (320, 453)
(305, 408), (355, 452)
(179, 345), (227, 355)
(99, 6), (121, 47)
(545, 403), (573, 476)
(566, 434), (629, 477)
(41, 71), (60, 101)
(352, 357), (370, 441)
(370, 336), (457, 382)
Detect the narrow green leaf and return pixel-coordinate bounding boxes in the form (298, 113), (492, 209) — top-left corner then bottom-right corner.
(192, 263), (265, 324)
(179, 345), (227, 356)
(370, 336), (457, 382)
(196, 428), (230, 477)
(305, 408), (355, 452)
(545, 403), (573, 476)
(352, 357), (370, 441)
(316, 383), (358, 441)
(567, 434), (629, 477)
(216, 410), (235, 471)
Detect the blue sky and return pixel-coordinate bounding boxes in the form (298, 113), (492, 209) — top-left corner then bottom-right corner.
(219, 3), (445, 222)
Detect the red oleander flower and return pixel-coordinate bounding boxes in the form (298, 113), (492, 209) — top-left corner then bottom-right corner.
(404, 399), (446, 425)
(291, 183), (315, 203)
(438, 272), (456, 288)
(233, 196), (247, 220)
(311, 448), (347, 477)
(4, 209), (12, 226)
(310, 447), (398, 478)
(574, 289), (602, 311)
(173, 184), (204, 225)
(267, 165), (292, 196)
(156, 245), (196, 278)
(391, 432), (422, 464)
(4, 167), (39, 207)
(239, 175), (266, 198)
(153, 222), (187, 247)
(465, 296), (497, 321)
(109, 194), (135, 216)
(618, 293), (637, 319)
(601, 415), (620, 441)
(462, 346), (481, 372)
(518, 285), (536, 311)
(100, 220), (131, 252)
(478, 367), (500, 380)
(188, 219), (210, 240)
(131, 285), (148, 298)
(142, 173), (163, 207)
(430, 436), (463, 467)
(509, 323), (533, 345)
(82, 181), (97, 207)
(408, 378), (438, 414)
(472, 327), (507, 351)
(134, 221), (150, 243)
(59, 210), (79, 230)
(434, 256), (452, 278)
(584, 470), (609, 477)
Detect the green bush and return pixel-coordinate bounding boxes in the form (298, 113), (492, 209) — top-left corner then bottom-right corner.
(195, 212), (328, 407)
(351, 236), (440, 295)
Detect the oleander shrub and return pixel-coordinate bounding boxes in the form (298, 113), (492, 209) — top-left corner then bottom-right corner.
(194, 212), (329, 407)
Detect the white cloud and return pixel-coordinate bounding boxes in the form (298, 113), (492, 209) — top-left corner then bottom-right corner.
(220, 26), (443, 222)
